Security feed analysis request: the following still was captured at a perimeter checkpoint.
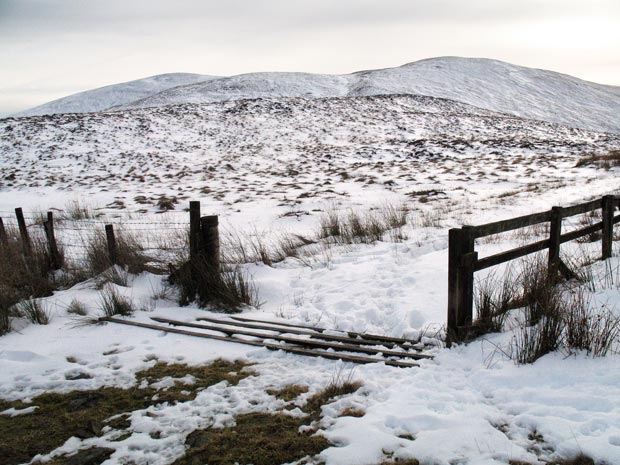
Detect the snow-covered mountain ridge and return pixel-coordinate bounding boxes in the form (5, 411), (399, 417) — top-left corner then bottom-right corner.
(13, 57), (620, 133)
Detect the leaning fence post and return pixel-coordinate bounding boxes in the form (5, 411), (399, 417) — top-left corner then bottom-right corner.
(189, 201), (201, 260)
(15, 207), (32, 256)
(548, 206), (563, 277)
(105, 224), (118, 265)
(200, 215), (220, 270)
(447, 225), (475, 341)
(602, 195), (614, 260)
(0, 218), (7, 248)
(43, 211), (63, 269)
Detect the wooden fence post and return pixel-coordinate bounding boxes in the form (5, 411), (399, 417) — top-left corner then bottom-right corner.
(43, 211), (63, 269)
(602, 195), (614, 260)
(15, 207), (32, 256)
(200, 215), (220, 270)
(189, 201), (201, 260)
(548, 206), (563, 277)
(0, 218), (7, 248)
(447, 225), (475, 341)
(105, 224), (118, 265)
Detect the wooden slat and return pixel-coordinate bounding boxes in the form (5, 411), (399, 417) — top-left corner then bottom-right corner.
(471, 199), (603, 239)
(231, 315), (422, 346)
(152, 317), (432, 360)
(560, 199), (602, 218)
(471, 211), (551, 238)
(196, 315), (417, 349)
(474, 239), (549, 271)
(614, 213), (620, 225)
(101, 317), (419, 368)
(560, 221), (603, 244)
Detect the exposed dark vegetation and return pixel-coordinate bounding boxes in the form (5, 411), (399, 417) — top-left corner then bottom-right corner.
(0, 218), (158, 335)
(473, 255), (620, 364)
(267, 384), (309, 402)
(575, 149), (620, 169)
(174, 413), (330, 465)
(509, 453), (596, 465)
(0, 225), (63, 334)
(14, 298), (50, 325)
(98, 286), (136, 318)
(85, 229), (150, 276)
(318, 203), (408, 245)
(0, 359), (251, 465)
(174, 260), (258, 312)
(173, 373), (363, 465)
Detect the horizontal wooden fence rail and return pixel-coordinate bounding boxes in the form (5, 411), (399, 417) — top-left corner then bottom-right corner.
(447, 195), (620, 342)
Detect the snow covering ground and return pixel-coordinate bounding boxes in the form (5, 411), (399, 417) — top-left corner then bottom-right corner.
(1, 88), (620, 464)
(12, 57), (620, 134)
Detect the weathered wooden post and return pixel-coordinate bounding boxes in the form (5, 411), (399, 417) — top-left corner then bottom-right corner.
(447, 225), (475, 341)
(43, 211), (63, 269)
(458, 250), (478, 328)
(548, 206), (563, 277)
(105, 224), (118, 265)
(189, 201), (201, 260)
(602, 195), (614, 260)
(200, 215), (220, 270)
(0, 218), (7, 248)
(15, 207), (32, 256)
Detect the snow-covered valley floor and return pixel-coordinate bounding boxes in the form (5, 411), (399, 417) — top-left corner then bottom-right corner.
(1, 94), (620, 465)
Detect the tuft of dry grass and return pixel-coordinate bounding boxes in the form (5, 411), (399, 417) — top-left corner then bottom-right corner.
(318, 203), (409, 245)
(267, 384), (309, 402)
(15, 298), (50, 325)
(66, 298), (88, 316)
(303, 371), (363, 414)
(173, 260), (259, 312)
(474, 269), (519, 334)
(98, 286), (135, 318)
(575, 149), (620, 169)
(85, 229), (150, 276)
(0, 225), (63, 333)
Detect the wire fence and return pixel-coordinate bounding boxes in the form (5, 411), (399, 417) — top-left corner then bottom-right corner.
(0, 208), (191, 265)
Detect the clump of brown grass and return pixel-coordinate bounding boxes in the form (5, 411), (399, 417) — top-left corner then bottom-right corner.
(15, 298), (50, 325)
(319, 203), (409, 245)
(0, 224), (63, 333)
(575, 149), (620, 169)
(84, 229), (150, 276)
(173, 260), (258, 312)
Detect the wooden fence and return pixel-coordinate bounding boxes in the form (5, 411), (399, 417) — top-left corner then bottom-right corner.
(447, 194), (620, 340)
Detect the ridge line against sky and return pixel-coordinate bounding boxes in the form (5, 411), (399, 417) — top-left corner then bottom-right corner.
(1, 0), (619, 117)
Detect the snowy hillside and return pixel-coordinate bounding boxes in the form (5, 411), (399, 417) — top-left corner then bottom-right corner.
(2, 91), (620, 464)
(14, 57), (620, 133)
(2, 94), (619, 218)
(13, 73), (214, 117)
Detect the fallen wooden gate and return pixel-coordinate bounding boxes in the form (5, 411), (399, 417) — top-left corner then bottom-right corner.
(102, 315), (432, 368)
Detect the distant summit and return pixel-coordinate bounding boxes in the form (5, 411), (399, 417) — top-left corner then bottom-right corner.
(14, 73), (215, 117)
(13, 57), (620, 133)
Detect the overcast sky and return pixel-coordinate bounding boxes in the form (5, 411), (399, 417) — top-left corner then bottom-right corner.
(1, 0), (619, 116)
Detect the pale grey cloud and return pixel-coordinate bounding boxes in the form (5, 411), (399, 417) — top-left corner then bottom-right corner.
(1, 0), (619, 115)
